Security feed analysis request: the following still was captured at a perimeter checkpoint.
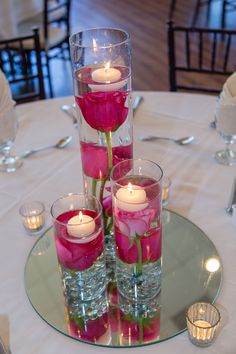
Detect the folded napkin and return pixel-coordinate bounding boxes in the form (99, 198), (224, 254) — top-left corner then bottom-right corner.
(220, 71), (236, 104)
(0, 69), (15, 117)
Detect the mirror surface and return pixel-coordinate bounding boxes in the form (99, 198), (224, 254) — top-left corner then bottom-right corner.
(24, 210), (222, 348)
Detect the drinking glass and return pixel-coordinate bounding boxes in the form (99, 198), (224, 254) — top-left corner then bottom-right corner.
(0, 108), (23, 172)
(51, 193), (106, 301)
(70, 28), (133, 273)
(215, 101), (236, 166)
(111, 159), (163, 301)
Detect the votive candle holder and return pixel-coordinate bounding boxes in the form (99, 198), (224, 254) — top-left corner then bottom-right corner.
(186, 302), (220, 347)
(19, 201), (45, 235)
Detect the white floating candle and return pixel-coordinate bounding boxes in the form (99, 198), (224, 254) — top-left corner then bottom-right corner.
(89, 61), (126, 92)
(92, 61), (121, 83)
(115, 183), (148, 212)
(67, 211), (95, 238)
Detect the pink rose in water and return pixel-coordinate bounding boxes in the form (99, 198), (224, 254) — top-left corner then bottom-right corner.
(80, 142), (133, 179)
(55, 232), (103, 271)
(54, 210), (103, 271)
(114, 208), (162, 263)
(76, 91), (129, 132)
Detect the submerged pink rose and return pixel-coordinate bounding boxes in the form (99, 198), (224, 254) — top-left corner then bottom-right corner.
(115, 208), (157, 236)
(54, 210), (103, 271)
(81, 142), (133, 179)
(76, 90), (129, 132)
(115, 225), (162, 264)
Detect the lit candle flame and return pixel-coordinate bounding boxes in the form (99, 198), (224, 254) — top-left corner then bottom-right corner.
(79, 211), (83, 223)
(104, 61), (111, 72)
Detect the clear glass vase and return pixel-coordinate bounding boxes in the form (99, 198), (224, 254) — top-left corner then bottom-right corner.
(70, 28), (133, 272)
(111, 159), (163, 301)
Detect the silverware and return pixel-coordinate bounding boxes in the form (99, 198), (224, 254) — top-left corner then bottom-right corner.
(60, 105), (78, 126)
(225, 176), (236, 214)
(19, 136), (72, 158)
(133, 96), (143, 115)
(140, 135), (195, 145)
(209, 120), (216, 129)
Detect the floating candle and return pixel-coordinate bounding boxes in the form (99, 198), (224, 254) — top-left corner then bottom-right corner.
(89, 61), (126, 92)
(92, 61), (121, 83)
(116, 182), (148, 212)
(67, 211), (95, 238)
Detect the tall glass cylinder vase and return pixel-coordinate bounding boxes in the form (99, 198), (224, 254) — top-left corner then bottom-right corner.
(111, 159), (163, 302)
(70, 28), (133, 271)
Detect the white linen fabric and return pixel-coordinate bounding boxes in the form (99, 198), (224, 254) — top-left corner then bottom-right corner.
(0, 92), (236, 354)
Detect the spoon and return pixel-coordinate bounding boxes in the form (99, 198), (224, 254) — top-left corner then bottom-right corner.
(60, 105), (78, 125)
(209, 120), (216, 129)
(140, 135), (195, 145)
(19, 136), (72, 158)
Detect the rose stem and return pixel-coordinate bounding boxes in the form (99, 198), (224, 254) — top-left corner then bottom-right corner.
(135, 237), (143, 275)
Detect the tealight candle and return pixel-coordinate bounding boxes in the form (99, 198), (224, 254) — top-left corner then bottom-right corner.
(19, 201), (45, 235)
(89, 61), (126, 92)
(186, 302), (220, 347)
(115, 182), (148, 212)
(67, 211), (95, 238)
(92, 61), (121, 83)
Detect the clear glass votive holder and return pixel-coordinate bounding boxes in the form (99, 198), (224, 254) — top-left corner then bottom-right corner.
(162, 176), (171, 207)
(111, 159), (163, 302)
(19, 201), (45, 235)
(50, 193), (106, 301)
(186, 302), (221, 347)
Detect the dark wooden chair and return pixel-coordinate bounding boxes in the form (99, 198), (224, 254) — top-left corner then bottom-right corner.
(17, 0), (71, 97)
(192, 0), (236, 28)
(0, 28), (45, 104)
(167, 20), (236, 94)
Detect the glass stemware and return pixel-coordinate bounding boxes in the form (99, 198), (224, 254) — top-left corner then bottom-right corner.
(0, 108), (23, 172)
(215, 101), (236, 166)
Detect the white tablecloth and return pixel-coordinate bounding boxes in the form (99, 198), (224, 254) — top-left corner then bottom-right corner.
(0, 0), (43, 39)
(0, 91), (236, 354)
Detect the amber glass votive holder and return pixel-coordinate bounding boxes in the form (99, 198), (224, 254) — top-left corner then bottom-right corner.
(19, 201), (45, 235)
(186, 302), (220, 347)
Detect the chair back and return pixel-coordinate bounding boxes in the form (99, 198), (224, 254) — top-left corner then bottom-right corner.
(0, 28), (45, 104)
(168, 20), (236, 94)
(43, 0), (71, 43)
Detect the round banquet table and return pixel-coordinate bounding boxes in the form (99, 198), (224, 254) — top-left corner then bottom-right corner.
(0, 91), (235, 354)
